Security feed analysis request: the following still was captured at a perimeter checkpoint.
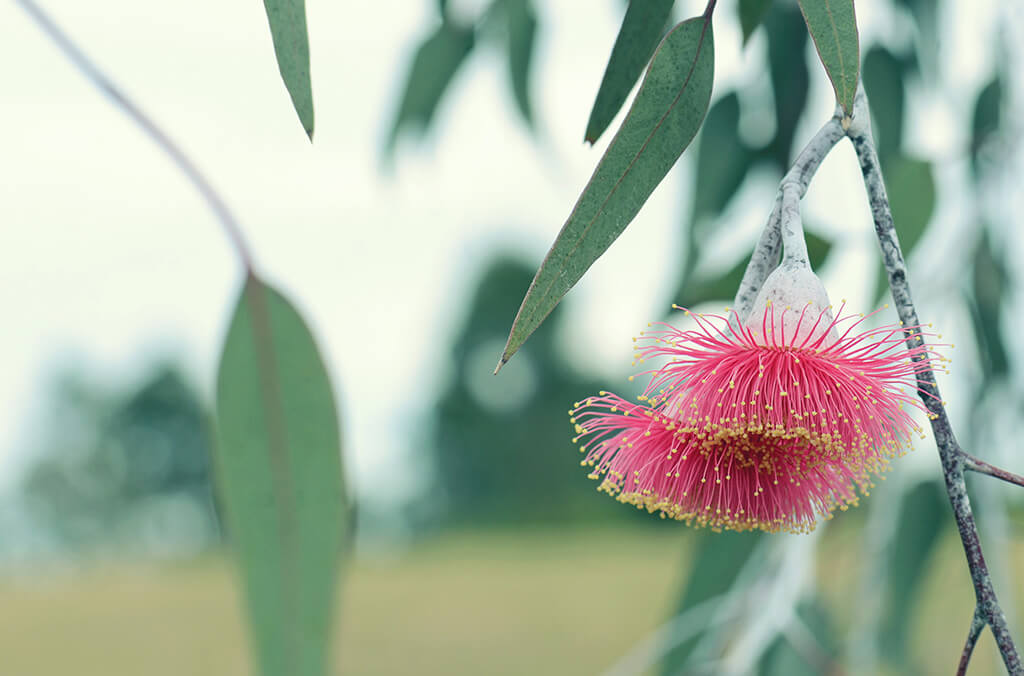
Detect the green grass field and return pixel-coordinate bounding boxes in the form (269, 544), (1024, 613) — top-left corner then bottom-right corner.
(0, 527), (1017, 674)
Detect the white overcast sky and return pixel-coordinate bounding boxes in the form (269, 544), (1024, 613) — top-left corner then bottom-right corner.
(0, 0), (1012, 510)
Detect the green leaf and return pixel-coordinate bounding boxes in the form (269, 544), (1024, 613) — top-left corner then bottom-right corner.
(969, 230), (1009, 378)
(764, 5), (809, 171)
(805, 229), (832, 271)
(797, 0), (859, 115)
(385, 21), (476, 157)
(584, 0), (676, 144)
(215, 274), (348, 676)
(874, 156), (935, 302)
(862, 45), (905, 168)
(760, 600), (839, 675)
(970, 75), (1003, 177)
(878, 480), (946, 667)
(499, 16), (714, 370)
(261, 0), (315, 140)
(504, 0), (538, 126)
(691, 92), (751, 226)
(661, 532), (763, 674)
(739, 0), (772, 45)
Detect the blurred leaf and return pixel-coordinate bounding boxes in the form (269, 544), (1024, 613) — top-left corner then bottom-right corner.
(504, 0), (538, 126)
(739, 0), (772, 45)
(874, 156), (934, 302)
(764, 5), (810, 171)
(215, 274), (348, 676)
(499, 16), (714, 369)
(660, 532), (762, 674)
(862, 45), (905, 168)
(760, 600), (840, 675)
(691, 92), (751, 226)
(969, 230), (1009, 378)
(797, 0), (859, 115)
(261, 0), (314, 139)
(895, 0), (938, 76)
(878, 480), (946, 667)
(584, 0), (676, 144)
(970, 75), (1003, 177)
(386, 20), (476, 156)
(805, 230), (832, 271)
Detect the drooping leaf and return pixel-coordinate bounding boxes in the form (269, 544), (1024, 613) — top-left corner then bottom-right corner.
(797, 0), (859, 115)
(499, 16), (714, 370)
(874, 156), (935, 302)
(584, 0), (676, 144)
(215, 274), (348, 676)
(970, 75), (1003, 177)
(691, 92), (751, 227)
(760, 600), (840, 675)
(764, 5), (809, 171)
(385, 20), (476, 157)
(739, 0), (772, 45)
(862, 45), (906, 168)
(660, 532), (763, 674)
(969, 230), (1009, 378)
(805, 229), (832, 271)
(504, 0), (538, 126)
(261, 0), (315, 139)
(878, 480), (946, 667)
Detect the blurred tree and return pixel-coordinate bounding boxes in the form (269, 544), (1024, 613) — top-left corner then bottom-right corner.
(20, 363), (220, 555)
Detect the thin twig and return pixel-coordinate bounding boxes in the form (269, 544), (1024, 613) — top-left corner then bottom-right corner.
(846, 82), (1022, 675)
(15, 0), (255, 270)
(963, 454), (1024, 490)
(959, 607), (988, 676)
(734, 113), (845, 319)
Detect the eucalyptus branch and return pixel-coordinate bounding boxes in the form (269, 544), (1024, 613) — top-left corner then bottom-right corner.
(734, 114), (845, 318)
(959, 607), (988, 676)
(962, 453), (1024, 490)
(846, 82), (1022, 675)
(15, 0), (255, 271)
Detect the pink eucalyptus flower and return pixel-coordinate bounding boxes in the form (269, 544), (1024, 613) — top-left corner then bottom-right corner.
(571, 266), (946, 533)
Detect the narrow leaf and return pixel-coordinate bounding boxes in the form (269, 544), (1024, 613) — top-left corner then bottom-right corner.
(215, 274), (348, 676)
(874, 156), (934, 302)
(691, 92), (751, 226)
(797, 0), (859, 115)
(505, 0), (538, 126)
(499, 16), (714, 370)
(969, 230), (1009, 378)
(862, 46), (906, 168)
(738, 0), (772, 45)
(385, 21), (476, 157)
(584, 0), (676, 144)
(878, 480), (946, 667)
(970, 75), (1003, 177)
(660, 532), (763, 673)
(760, 601), (840, 675)
(764, 5), (809, 171)
(262, 0), (315, 139)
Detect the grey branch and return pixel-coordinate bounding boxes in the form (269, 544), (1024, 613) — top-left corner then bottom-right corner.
(963, 454), (1024, 490)
(734, 112), (845, 319)
(959, 607), (988, 676)
(15, 0), (255, 270)
(846, 82), (1022, 675)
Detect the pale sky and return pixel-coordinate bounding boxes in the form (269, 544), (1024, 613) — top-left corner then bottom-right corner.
(0, 0), (1011, 513)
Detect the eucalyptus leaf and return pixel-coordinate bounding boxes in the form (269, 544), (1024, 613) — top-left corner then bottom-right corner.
(584, 0), (676, 144)
(499, 15), (714, 370)
(862, 45), (906, 168)
(878, 480), (946, 667)
(215, 274), (348, 676)
(385, 20), (476, 157)
(504, 0), (538, 126)
(797, 0), (859, 115)
(660, 532), (763, 674)
(691, 92), (750, 226)
(970, 75), (1003, 177)
(764, 5), (809, 171)
(969, 230), (1009, 378)
(874, 156), (935, 302)
(738, 0), (772, 45)
(262, 0), (314, 139)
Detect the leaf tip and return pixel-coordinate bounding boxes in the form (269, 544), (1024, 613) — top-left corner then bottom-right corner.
(493, 356), (508, 375)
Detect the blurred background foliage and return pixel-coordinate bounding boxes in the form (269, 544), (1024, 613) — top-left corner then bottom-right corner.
(4, 0), (1024, 674)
